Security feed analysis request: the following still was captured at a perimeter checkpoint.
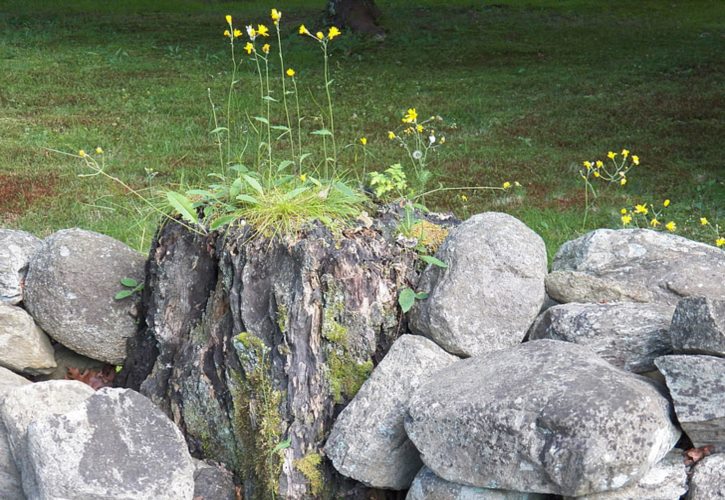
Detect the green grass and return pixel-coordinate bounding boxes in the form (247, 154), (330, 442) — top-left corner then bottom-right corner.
(1, 0), (723, 257)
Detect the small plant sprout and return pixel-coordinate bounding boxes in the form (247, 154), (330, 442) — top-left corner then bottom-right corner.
(115, 277), (143, 300)
(398, 287), (429, 313)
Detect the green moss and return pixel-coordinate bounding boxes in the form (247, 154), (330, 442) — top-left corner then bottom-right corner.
(321, 285), (348, 344)
(231, 332), (285, 498)
(328, 350), (374, 404)
(276, 302), (288, 334)
(293, 452), (323, 497)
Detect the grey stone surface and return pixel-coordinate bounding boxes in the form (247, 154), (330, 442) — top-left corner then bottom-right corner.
(565, 450), (688, 500)
(24, 388), (195, 500)
(325, 335), (459, 489)
(655, 355), (725, 451)
(670, 296), (725, 356)
(407, 466), (548, 499)
(0, 229), (41, 305)
(24, 228), (145, 364)
(688, 453), (725, 499)
(548, 229), (725, 305)
(528, 302), (675, 373)
(405, 340), (680, 497)
(410, 212), (547, 357)
(33, 343), (107, 382)
(0, 303), (56, 375)
(0, 366), (31, 500)
(192, 459), (236, 500)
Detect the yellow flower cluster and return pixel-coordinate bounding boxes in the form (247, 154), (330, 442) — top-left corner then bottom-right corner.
(581, 148), (639, 187)
(298, 24), (342, 42)
(620, 200), (676, 232)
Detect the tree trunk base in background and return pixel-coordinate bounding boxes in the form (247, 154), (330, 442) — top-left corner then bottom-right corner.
(118, 208), (432, 498)
(328, 0), (385, 37)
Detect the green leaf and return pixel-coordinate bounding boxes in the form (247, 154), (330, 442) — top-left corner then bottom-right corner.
(299, 152), (312, 163)
(271, 438), (291, 455)
(236, 194), (260, 204)
(120, 277), (138, 288)
(229, 178), (243, 199)
(276, 160), (294, 172)
(166, 191), (198, 224)
(114, 289), (134, 300)
(281, 186), (309, 201)
(420, 255), (448, 268)
(398, 287), (416, 313)
(185, 189), (216, 199)
(210, 214), (238, 230)
(271, 125), (291, 132)
(311, 128), (333, 136)
(413, 203), (430, 213)
(262, 96), (279, 102)
(242, 174), (264, 196)
(253, 116), (270, 125)
(414, 292), (429, 300)
(209, 126), (229, 134)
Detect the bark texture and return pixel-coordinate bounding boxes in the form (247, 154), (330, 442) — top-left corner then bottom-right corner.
(327, 0), (384, 36)
(119, 210), (428, 498)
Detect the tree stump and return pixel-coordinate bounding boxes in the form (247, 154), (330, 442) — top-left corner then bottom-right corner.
(327, 0), (385, 37)
(118, 208), (442, 498)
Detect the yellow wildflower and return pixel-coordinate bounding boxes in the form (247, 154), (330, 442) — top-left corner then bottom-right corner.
(665, 221), (677, 232)
(416, 124), (424, 133)
(621, 215), (632, 225)
(632, 155), (640, 165)
(593, 171), (601, 178)
(225, 15), (232, 25)
(286, 68), (295, 77)
(233, 29), (242, 38)
(583, 160), (592, 169)
(460, 194), (468, 202)
(440, 137), (446, 144)
(650, 218), (660, 227)
(663, 199), (670, 207)
(402, 108), (418, 123)
(621, 149), (630, 158)
(224, 29), (231, 37)
(262, 43), (270, 54)
(388, 131), (396, 140)
(634, 204), (648, 215)
(595, 160), (604, 168)
(299, 24), (309, 35)
(247, 25), (256, 39)
(328, 26), (341, 40)
(315, 31), (324, 40)
(299, 173), (307, 182)
(716, 237), (725, 247)
(244, 42), (254, 54)
(502, 181), (512, 189)
(620, 177), (627, 186)
(95, 147), (103, 154)
(78, 149), (87, 158)
(608, 151), (617, 160)
(360, 137), (367, 146)
(700, 217), (709, 226)
(620, 208), (628, 215)
(257, 24), (270, 37)
(271, 9), (282, 23)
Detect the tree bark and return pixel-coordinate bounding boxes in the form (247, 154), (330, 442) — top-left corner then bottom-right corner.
(118, 209), (432, 498)
(327, 0), (384, 37)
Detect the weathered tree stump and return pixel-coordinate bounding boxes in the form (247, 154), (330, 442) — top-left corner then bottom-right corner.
(118, 208), (447, 498)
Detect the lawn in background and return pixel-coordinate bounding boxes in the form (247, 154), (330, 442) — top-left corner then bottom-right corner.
(1, 0), (723, 257)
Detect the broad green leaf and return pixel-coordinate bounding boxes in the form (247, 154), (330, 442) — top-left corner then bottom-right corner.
(242, 174), (264, 196)
(166, 191), (198, 224)
(299, 152), (312, 163)
(229, 178), (243, 199)
(236, 194), (260, 205)
(210, 214), (238, 230)
(420, 255), (448, 268)
(253, 116), (270, 125)
(398, 288), (416, 313)
(114, 289), (134, 300)
(276, 160), (294, 172)
(120, 277), (138, 288)
(271, 438), (291, 454)
(282, 186), (309, 201)
(311, 128), (333, 136)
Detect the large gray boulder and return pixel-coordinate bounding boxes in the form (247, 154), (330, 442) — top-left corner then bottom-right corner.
(655, 355), (725, 451)
(409, 212), (547, 357)
(564, 450), (688, 500)
(670, 297), (725, 356)
(528, 302), (675, 373)
(407, 466), (548, 500)
(0, 303), (56, 375)
(192, 459), (236, 500)
(24, 229), (145, 364)
(547, 229), (725, 305)
(0, 367), (31, 500)
(325, 335), (459, 489)
(0, 229), (41, 305)
(405, 340), (680, 497)
(24, 388), (195, 500)
(688, 453), (725, 499)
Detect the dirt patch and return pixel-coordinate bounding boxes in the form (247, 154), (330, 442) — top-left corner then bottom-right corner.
(0, 171), (59, 216)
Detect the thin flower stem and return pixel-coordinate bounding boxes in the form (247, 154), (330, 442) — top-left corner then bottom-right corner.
(322, 43), (337, 172)
(208, 89), (226, 174)
(276, 26), (295, 162)
(263, 55), (273, 174)
(292, 77), (303, 173)
(226, 37), (238, 173)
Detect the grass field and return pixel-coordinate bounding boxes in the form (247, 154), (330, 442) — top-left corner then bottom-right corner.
(1, 0), (723, 257)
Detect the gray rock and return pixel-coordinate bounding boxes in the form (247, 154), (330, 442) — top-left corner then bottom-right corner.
(325, 335), (459, 489)
(24, 388), (195, 500)
(0, 303), (56, 375)
(655, 355), (725, 451)
(0, 367), (31, 500)
(0, 229), (41, 305)
(33, 343), (108, 382)
(24, 229), (145, 364)
(193, 459), (236, 500)
(407, 466), (548, 499)
(688, 453), (725, 499)
(565, 450), (688, 500)
(405, 340), (680, 497)
(548, 229), (725, 305)
(670, 297), (725, 356)
(410, 212), (547, 357)
(528, 302), (675, 373)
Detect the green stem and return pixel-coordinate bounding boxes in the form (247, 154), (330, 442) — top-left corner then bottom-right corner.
(208, 89), (225, 174)
(276, 26), (295, 162)
(226, 38), (237, 175)
(322, 42), (337, 172)
(292, 77), (303, 174)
